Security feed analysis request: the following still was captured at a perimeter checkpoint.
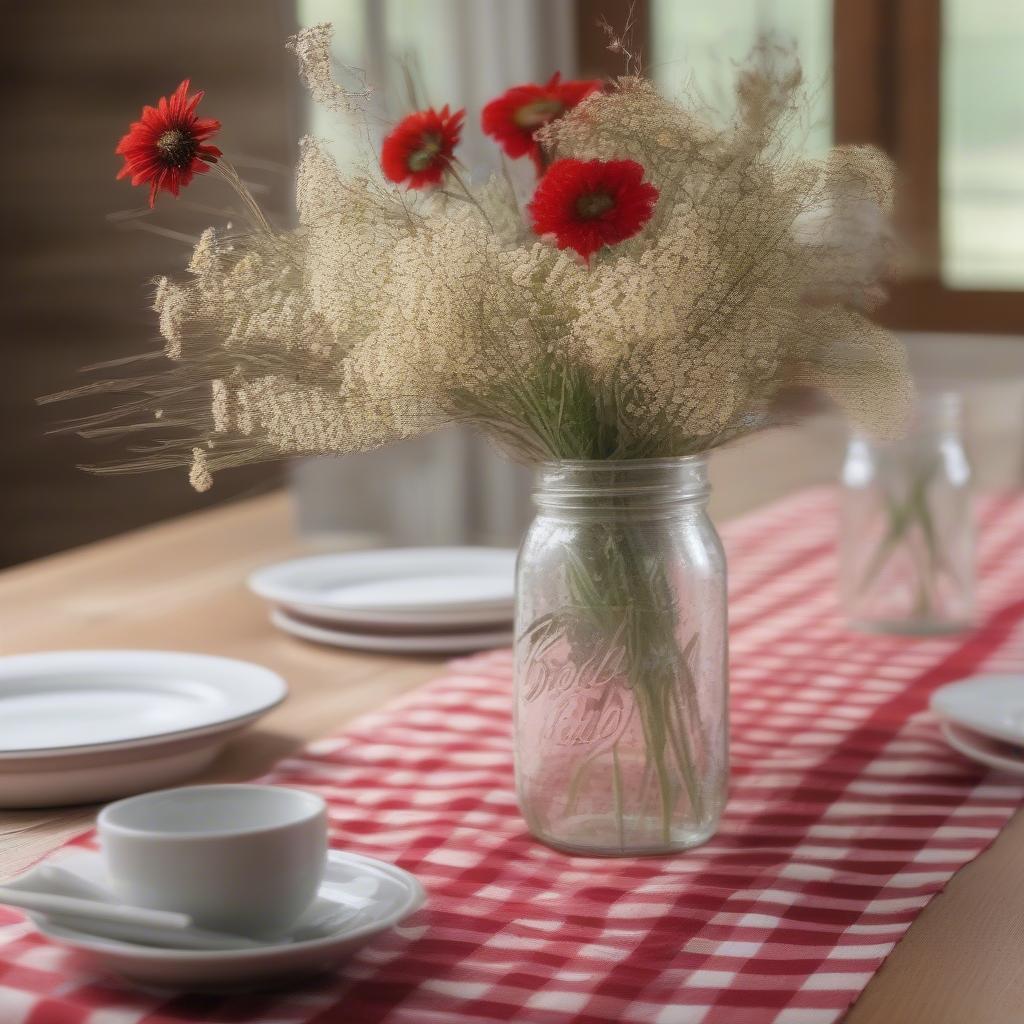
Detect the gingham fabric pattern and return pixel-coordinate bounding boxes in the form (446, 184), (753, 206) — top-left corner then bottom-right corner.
(3, 487), (1024, 1024)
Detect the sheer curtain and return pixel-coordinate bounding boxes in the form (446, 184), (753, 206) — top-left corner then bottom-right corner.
(291, 0), (576, 547)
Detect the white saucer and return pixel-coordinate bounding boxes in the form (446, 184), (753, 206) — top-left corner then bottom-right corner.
(249, 547), (516, 628)
(271, 609), (513, 654)
(940, 720), (1024, 777)
(0, 651), (286, 808)
(18, 847), (425, 989)
(930, 674), (1024, 747)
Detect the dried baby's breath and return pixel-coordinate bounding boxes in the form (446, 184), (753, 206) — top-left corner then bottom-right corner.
(65, 26), (909, 487)
(286, 23), (372, 117)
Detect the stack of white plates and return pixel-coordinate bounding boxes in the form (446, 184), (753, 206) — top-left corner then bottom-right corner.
(248, 547), (517, 654)
(931, 675), (1024, 776)
(0, 651), (286, 808)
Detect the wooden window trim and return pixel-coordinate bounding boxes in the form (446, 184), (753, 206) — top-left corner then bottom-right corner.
(577, 0), (1024, 334)
(836, 0), (1023, 333)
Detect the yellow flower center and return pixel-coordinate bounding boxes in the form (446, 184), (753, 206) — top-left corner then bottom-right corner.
(408, 133), (443, 173)
(513, 98), (564, 129)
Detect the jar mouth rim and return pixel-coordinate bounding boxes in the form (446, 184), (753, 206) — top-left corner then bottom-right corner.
(539, 455), (707, 471)
(534, 455), (710, 513)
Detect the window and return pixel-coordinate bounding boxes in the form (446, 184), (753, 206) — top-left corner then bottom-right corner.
(578, 0), (1024, 333)
(942, 0), (1024, 289)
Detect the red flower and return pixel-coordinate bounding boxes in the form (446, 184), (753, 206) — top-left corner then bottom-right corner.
(381, 106), (464, 189)
(528, 158), (659, 262)
(482, 73), (602, 172)
(115, 80), (222, 207)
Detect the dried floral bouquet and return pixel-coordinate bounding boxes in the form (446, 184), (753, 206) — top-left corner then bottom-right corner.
(64, 25), (911, 850)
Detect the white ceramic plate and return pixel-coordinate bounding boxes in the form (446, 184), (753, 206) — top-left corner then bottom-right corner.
(249, 548), (516, 628)
(930, 674), (1024, 746)
(272, 609), (513, 654)
(0, 651), (286, 808)
(21, 846), (425, 990)
(940, 720), (1024, 777)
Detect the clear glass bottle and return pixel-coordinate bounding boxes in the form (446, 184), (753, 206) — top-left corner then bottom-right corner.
(514, 457), (729, 856)
(840, 392), (974, 633)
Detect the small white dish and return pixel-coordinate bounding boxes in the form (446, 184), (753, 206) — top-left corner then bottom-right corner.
(17, 846), (425, 989)
(940, 720), (1024, 777)
(99, 785), (328, 937)
(271, 608), (513, 654)
(0, 651), (286, 808)
(249, 547), (516, 628)
(930, 674), (1024, 746)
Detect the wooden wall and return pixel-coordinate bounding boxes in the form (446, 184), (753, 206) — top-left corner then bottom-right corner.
(0, 1), (298, 568)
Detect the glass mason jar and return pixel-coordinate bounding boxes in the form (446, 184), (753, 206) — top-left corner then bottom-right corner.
(840, 392), (974, 633)
(513, 457), (729, 856)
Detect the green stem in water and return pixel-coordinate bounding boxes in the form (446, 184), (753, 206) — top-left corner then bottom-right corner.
(664, 648), (704, 819)
(633, 678), (675, 846)
(562, 521), (706, 846)
(854, 457), (970, 626)
(856, 459), (939, 601)
(617, 532), (705, 826)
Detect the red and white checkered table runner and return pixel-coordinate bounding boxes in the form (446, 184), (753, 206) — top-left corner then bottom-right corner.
(3, 487), (1024, 1024)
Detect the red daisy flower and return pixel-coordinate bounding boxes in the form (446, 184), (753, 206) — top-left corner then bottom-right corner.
(528, 158), (659, 262)
(115, 80), (222, 207)
(482, 73), (602, 172)
(381, 105), (465, 189)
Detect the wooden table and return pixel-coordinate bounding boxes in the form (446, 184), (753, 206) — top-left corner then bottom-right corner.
(1, 492), (1022, 1024)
